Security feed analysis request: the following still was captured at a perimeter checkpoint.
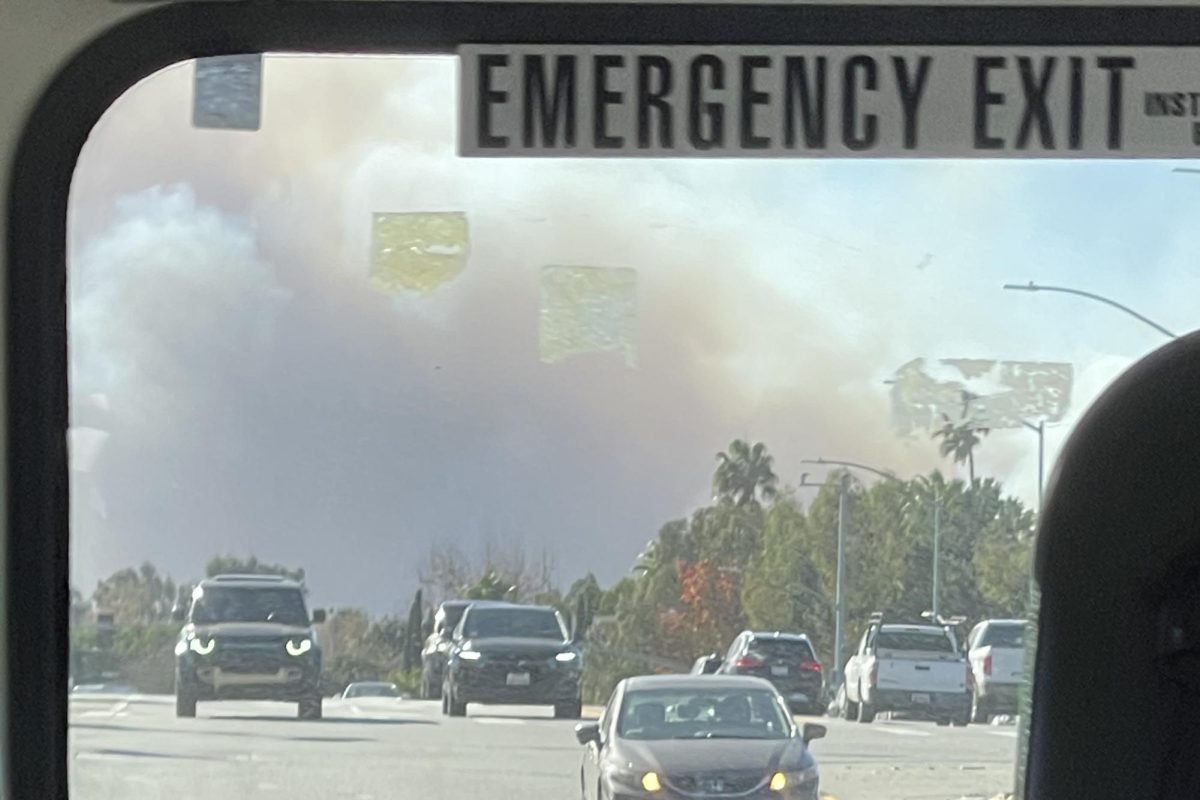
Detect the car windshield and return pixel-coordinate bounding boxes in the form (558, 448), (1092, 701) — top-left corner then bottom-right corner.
(617, 689), (793, 741)
(347, 684), (399, 698)
(747, 639), (816, 662)
(876, 630), (956, 653)
(442, 605), (468, 632)
(190, 587), (309, 627)
(979, 625), (1026, 648)
(461, 608), (566, 640)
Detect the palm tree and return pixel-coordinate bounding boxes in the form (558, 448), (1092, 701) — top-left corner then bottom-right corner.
(713, 439), (779, 507)
(932, 393), (990, 483)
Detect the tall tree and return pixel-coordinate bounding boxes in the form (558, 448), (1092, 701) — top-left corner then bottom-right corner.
(714, 439), (779, 506)
(932, 392), (990, 483)
(91, 563), (177, 624)
(402, 589), (423, 671)
(464, 571), (516, 601)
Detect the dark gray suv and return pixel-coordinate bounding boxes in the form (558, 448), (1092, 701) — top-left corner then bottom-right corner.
(173, 574), (326, 719)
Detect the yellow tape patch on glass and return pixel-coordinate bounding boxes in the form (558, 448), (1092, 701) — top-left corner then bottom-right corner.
(539, 266), (637, 367)
(370, 212), (469, 294)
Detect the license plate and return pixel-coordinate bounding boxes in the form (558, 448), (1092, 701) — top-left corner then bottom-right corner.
(506, 672), (531, 687)
(771, 665), (788, 676)
(911, 693), (931, 704)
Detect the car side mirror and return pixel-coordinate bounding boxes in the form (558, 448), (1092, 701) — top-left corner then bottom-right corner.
(311, 609), (326, 624)
(574, 722), (601, 746)
(801, 723), (827, 745)
(171, 606), (186, 623)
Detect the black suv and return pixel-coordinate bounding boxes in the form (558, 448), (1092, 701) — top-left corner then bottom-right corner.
(442, 602), (582, 719)
(172, 574), (326, 719)
(717, 630), (825, 715)
(419, 599), (472, 699)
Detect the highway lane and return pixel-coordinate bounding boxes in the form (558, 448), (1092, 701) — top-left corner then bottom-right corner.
(69, 695), (1015, 800)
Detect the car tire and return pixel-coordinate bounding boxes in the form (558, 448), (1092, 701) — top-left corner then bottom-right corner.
(842, 695), (859, 720)
(970, 689), (988, 724)
(857, 696), (876, 724)
(936, 718), (951, 726)
(299, 694), (322, 720)
(175, 690), (197, 718)
(444, 683), (466, 717)
(555, 701), (583, 719)
(952, 707), (971, 727)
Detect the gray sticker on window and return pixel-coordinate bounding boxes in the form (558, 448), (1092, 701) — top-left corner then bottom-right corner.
(193, 55), (263, 131)
(889, 358), (1073, 434)
(539, 266), (637, 367)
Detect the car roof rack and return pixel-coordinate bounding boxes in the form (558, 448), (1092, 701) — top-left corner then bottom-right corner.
(208, 574), (291, 583)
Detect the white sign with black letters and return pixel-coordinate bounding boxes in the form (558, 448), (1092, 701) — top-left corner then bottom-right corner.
(458, 45), (1200, 157)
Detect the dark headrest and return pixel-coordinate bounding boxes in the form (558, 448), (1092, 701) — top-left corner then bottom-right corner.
(1029, 331), (1200, 798)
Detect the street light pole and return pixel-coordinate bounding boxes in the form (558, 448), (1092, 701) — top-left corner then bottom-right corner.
(932, 496), (941, 621)
(796, 474), (849, 689)
(802, 458), (915, 688)
(1003, 281), (1178, 340)
(835, 473), (849, 691)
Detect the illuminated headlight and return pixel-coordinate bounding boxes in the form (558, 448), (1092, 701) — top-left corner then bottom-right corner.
(189, 637), (215, 655)
(458, 650), (482, 661)
(771, 766), (819, 792)
(608, 766), (661, 793)
(555, 652), (578, 663)
(285, 638), (312, 656)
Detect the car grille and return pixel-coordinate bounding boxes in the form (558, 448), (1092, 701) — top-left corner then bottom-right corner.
(667, 771), (768, 796)
(216, 639), (286, 673)
(475, 651), (553, 682)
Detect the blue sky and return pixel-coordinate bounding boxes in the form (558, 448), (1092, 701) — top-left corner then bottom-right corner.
(66, 55), (1199, 611)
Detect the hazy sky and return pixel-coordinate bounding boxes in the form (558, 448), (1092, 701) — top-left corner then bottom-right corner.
(67, 55), (1200, 614)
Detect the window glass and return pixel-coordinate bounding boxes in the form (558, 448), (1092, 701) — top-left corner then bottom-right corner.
(875, 630), (956, 653)
(65, 51), (1195, 800)
(978, 624), (1026, 649)
(617, 689), (792, 740)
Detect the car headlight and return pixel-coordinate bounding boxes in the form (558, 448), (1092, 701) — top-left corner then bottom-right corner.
(608, 766), (662, 793)
(189, 637), (215, 655)
(458, 649), (482, 661)
(771, 765), (819, 792)
(555, 651), (579, 663)
(286, 638), (312, 656)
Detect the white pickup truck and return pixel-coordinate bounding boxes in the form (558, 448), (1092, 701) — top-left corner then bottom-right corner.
(966, 618), (1027, 723)
(842, 620), (970, 726)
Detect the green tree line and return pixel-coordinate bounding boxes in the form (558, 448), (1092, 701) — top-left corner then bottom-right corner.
(72, 436), (1032, 704)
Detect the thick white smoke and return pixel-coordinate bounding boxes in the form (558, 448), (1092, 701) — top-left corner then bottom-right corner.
(67, 54), (1188, 610)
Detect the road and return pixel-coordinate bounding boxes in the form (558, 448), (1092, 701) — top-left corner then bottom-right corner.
(69, 694), (1016, 800)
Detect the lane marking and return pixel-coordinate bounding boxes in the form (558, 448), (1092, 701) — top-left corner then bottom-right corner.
(472, 717), (527, 725)
(988, 730), (1018, 738)
(871, 726), (931, 737)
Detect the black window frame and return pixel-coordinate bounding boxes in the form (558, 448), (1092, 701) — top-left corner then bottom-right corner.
(11, 4), (1200, 798)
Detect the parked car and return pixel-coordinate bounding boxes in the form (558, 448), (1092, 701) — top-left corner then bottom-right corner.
(717, 631), (825, 715)
(575, 674), (826, 800)
(690, 653), (723, 675)
(966, 618), (1027, 723)
(842, 614), (970, 726)
(172, 574), (326, 720)
(340, 681), (401, 699)
(441, 602), (583, 718)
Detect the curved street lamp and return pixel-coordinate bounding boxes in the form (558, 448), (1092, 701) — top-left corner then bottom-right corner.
(1003, 281), (1177, 340)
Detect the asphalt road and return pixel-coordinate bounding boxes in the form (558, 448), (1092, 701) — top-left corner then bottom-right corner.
(69, 694), (1016, 800)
